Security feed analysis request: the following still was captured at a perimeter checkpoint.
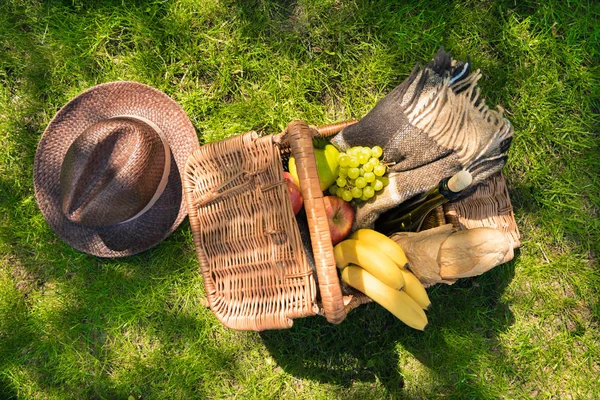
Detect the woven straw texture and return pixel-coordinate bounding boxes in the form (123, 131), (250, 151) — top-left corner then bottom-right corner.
(60, 117), (168, 226)
(185, 119), (520, 331)
(443, 173), (521, 263)
(34, 81), (199, 257)
(184, 125), (327, 331)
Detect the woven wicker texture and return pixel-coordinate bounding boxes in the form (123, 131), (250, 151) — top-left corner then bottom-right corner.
(185, 119), (520, 330)
(444, 173), (521, 263)
(285, 121), (346, 325)
(184, 130), (319, 331)
(60, 117), (167, 226)
(34, 81), (200, 257)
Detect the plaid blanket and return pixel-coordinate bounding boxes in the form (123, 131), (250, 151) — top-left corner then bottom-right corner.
(331, 48), (514, 229)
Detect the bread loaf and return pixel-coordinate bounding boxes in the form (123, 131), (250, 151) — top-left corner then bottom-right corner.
(438, 227), (510, 279)
(391, 225), (510, 285)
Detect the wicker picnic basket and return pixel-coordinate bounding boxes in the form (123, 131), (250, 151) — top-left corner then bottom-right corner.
(183, 120), (520, 331)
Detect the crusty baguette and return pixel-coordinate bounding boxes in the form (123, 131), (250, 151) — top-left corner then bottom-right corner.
(438, 227), (510, 279)
(391, 224), (455, 286)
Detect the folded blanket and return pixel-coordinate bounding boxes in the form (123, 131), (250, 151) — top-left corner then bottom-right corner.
(331, 48), (514, 229)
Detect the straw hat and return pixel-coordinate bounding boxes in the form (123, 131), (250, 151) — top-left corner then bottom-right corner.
(34, 81), (200, 257)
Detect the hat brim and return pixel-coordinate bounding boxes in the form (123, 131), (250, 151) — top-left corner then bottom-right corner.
(34, 81), (200, 257)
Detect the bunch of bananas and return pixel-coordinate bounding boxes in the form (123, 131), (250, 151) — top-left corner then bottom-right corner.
(334, 229), (431, 330)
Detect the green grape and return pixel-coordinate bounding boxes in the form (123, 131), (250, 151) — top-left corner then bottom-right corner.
(373, 179), (384, 191)
(342, 190), (353, 202)
(357, 151), (370, 164)
(371, 146), (383, 159)
(373, 164), (386, 177)
(351, 187), (363, 198)
(338, 154), (350, 167)
(333, 146), (388, 202)
(355, 177), (367, 188)
(347, 167), (360, 179)
(363, 186), (375, 198)
(367, 148), (377, 160)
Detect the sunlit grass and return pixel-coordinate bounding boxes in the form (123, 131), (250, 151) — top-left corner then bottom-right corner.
(1, 0), (599, 399)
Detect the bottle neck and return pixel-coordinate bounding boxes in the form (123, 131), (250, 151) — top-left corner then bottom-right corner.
(438, 177), (462, 201)
(375, 176), (458, 234)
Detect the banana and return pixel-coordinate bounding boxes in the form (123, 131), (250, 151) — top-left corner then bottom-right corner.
(350, 229), (409, 269)
(399, 269), (431, 310)
(334, 239), (405, 289)
(341, 266), (428, 330)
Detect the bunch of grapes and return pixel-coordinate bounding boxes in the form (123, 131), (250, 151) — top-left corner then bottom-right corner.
(328, 145), (389, 202)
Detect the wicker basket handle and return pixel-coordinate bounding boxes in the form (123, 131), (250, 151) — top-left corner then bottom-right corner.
(286, 120), (346, 325)
(314, 120), (359, 138)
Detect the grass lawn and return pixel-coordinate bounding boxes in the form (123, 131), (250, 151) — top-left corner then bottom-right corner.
(1, 0), (599, 398)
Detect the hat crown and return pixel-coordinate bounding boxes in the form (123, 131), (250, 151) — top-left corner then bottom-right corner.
(60, 116), (169, 227)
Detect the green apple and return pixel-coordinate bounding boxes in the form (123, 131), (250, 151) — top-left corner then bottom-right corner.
(316, 144), (341, 190)
(288, 144), (340, 192)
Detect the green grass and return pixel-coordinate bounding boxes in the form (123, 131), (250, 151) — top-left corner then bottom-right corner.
(1, 0), (599, 398)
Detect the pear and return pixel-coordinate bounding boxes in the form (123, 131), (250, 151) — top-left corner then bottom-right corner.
(288, 144), (339, 192)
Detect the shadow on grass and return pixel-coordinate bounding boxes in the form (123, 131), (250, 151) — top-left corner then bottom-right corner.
(0, 168), (218, 399)
(259, 256), (516, 397)
(0, 210), (213, 398)
(3, 0), (598, 397)
(227, 1), (520, 395)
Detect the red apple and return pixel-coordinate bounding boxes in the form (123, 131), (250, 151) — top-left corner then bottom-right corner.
(284, 172), (303, 215)
(323, 195), (355, 245)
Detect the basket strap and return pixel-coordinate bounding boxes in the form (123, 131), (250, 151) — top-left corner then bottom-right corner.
(286, 120), (347, 325)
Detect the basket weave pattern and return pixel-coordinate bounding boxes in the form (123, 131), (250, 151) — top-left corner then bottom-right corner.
(444, 173), (520, 262)
(184, 120), (520, 331)
(184, 131), (318, 330)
